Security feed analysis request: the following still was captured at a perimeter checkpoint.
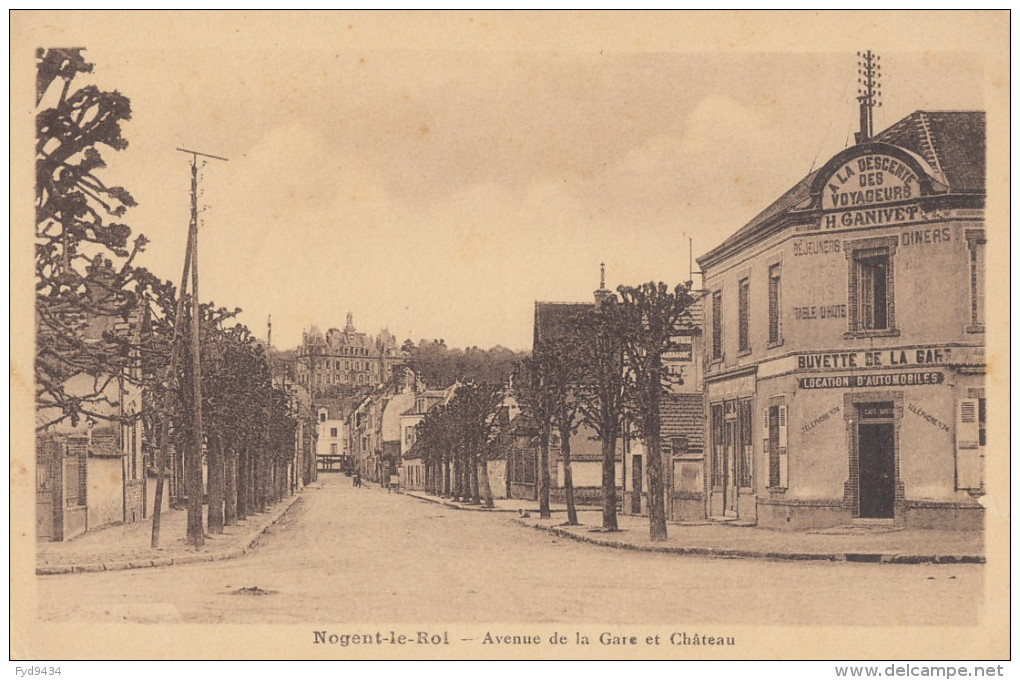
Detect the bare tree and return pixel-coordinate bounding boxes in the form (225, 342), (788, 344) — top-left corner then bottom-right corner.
(616, 282), (696, 542)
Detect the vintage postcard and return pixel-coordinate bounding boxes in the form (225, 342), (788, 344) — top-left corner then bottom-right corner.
(10, 10), (1010, 664)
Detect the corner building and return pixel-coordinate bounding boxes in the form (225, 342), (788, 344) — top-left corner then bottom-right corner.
(697, 111), (985, 530)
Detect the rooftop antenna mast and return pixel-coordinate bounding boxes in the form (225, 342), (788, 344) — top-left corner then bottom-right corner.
(855, 50), (882, 144)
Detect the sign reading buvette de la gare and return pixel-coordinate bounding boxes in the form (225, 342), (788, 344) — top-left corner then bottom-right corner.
(820, 153), (927, 230)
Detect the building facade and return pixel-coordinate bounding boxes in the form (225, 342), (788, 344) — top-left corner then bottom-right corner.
(697, 111), (985, 530)
(296, 313), (402, 392)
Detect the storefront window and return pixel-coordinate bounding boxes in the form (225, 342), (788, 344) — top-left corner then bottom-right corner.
(711, 403), (724, 487)
(738, 399), (753, 488)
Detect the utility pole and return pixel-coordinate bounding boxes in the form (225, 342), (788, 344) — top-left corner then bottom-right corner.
(177, 147), (228, 546)
(855, 50), (882, 144)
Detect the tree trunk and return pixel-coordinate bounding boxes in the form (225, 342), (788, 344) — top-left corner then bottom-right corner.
(469, 452), (480, 504)
(451, 455), (461, 501)
(184, 420), (205, 546)
(560, 423), (578, 525)
(442, 458), (451, 496)
(224, 450), (237, 526)
(207, 434), (224, 534)
(505, 448), (513, 499)
(538, 429), (551, 519)
(477, 456), (494, 508)
(645, 372), (668, 542)
(601, 432), (619, 531)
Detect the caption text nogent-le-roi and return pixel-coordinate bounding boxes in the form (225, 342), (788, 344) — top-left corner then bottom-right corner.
(312, 630), (735, 648)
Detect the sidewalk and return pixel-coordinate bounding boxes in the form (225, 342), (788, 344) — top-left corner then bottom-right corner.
(402, 490), (984, 564)
(36, 488), (308, 575)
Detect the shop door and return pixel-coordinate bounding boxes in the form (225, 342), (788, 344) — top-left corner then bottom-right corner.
(723, 418), (737, 516)
(858, 422), (895, 518)
(631, 455), (643, 514)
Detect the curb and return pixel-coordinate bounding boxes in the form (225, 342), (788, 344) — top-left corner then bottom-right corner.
(403, 492), (521, 513)
(516, 519), (985, 565)
(36, 492), (304, 576)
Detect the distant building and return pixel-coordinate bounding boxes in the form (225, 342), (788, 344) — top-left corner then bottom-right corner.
(295, 312), (402, 392)
(697, 109), (986, 530)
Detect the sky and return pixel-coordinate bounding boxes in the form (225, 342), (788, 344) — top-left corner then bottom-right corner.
(31, 14), (992, 352)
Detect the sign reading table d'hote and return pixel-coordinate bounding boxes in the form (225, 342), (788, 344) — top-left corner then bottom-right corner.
(821, 153), (926, 230)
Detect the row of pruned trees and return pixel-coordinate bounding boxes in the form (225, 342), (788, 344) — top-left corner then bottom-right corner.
(409, 283), (696, 542)
(519, 282), (696, 541)
(416, 382), (506, 508)
(34, 48), (306, 548)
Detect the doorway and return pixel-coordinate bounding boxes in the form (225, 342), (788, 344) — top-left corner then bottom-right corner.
(857, 412), (895, 519)
(723, 418), (737, 516)
(631, 454), (642, 514)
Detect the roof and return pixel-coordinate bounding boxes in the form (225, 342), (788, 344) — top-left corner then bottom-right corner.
(533, 301), (592, 349)
(699, 110), (985, 265)
(659, 393), (705, 454)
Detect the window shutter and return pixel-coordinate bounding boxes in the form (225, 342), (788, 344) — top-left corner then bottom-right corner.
(956, 398), (982, 490)
(763, 408), (769, 432)
(777, 404), (789, 488)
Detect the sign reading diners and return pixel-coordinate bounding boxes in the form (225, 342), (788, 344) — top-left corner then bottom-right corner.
(820, 153), (926, 230)
(798, 371), (944, 390)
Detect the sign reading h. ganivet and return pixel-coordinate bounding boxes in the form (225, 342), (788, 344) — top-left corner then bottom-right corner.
(820, 154), (926, 230)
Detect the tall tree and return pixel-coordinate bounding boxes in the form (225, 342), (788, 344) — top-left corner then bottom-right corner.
(616, 282), (696, 541)
(514, 354), (557, 519)
(540, 340), (585, 525)
(570, 299), (629, 531)
(35, 47), (155, 430)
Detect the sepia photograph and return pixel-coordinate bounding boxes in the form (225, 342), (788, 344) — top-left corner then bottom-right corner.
(10, 10), (1010, 665)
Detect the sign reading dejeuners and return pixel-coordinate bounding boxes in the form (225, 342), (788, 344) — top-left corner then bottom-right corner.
(798, 371), (944, 390)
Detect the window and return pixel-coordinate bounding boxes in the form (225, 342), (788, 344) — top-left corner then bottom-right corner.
(956, 397), (985, 491)
(330, 443), (338, 455)
(711, 291), (723, 361)
(858, 251), (889, 330)
(768, 264), (782, 345)
(330, 427), (338, 437)
(738, 278), (750, 353)
(966, 230), (986, 332)
(847, 238), (898, 337)
(319, 412), (326, 423)
(766, 404), (788, 489)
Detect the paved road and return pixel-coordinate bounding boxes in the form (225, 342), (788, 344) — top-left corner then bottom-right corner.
(37, 474), (983, 625)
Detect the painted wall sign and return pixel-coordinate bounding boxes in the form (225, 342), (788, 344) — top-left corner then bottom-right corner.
(793, 238), (841, 256)
(822, 203), (924, 230)
(794, 304), (847, 321)
(796, 347), (952, 370)
(825, 154), (920, 209)
(858, 403), (895, 419)
(798, 371), (944, 389)
(901, 226), (951, 246)
(801, 405), (841, 433)
(907, 402), (951, 433)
